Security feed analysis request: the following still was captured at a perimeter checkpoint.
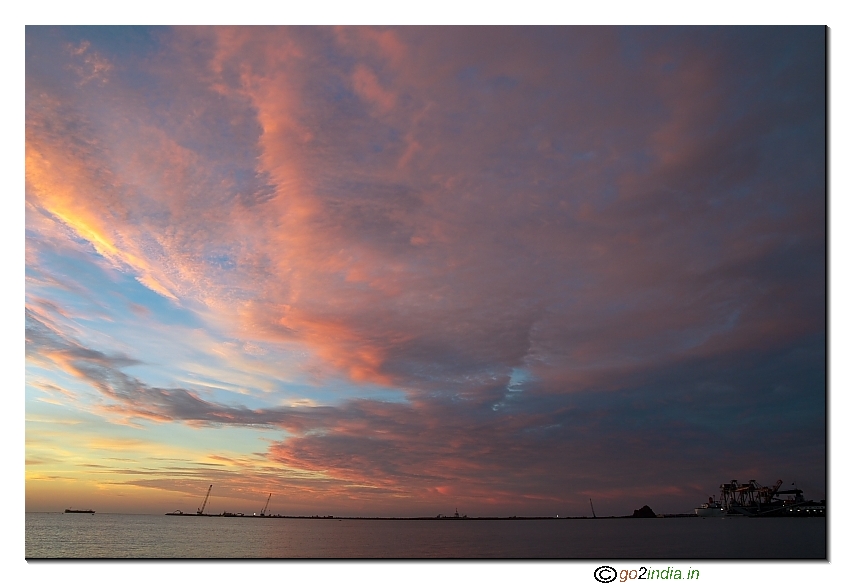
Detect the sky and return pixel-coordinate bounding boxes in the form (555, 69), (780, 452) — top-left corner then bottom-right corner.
(24, 25), (826, 518)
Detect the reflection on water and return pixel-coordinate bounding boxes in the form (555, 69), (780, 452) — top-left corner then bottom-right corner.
(25, 513), (826, 559)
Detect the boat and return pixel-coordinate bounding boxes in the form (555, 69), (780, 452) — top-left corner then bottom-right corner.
(694, 497), (724, 517)
(696, 479), (825, 517)
(65, 508), (95, 514)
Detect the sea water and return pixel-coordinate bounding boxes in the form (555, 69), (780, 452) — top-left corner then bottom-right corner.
(25, 513), (826, 559)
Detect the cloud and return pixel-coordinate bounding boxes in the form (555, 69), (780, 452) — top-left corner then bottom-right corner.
(25, 26), (826, 514)
(65, 40), (112, 85)
(351, 65), (396, 113)
(26, 308), (140, 372)
(25, 299), (825, 513)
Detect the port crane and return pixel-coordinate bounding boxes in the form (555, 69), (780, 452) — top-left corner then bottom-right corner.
(260, 493), (272, 517)
(197, 484), (212, 515)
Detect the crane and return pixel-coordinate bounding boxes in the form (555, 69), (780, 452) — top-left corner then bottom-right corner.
(260, 493), (272, 517)
(197, 484), (212, 515)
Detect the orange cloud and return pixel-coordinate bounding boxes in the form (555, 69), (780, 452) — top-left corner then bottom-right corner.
(351, 65), (396, 113)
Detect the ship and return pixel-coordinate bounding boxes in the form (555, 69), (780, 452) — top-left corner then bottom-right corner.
(65, 508), (95, 514)
(695, 479), (825, 517)
(694, 496), (723, 517)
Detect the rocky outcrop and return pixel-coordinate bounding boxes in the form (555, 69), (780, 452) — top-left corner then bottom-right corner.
(632, 505), (656, 518)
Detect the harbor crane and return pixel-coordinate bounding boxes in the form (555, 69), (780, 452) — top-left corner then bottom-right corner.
(260, 493), (272, 517)
(197, 484), (212, 515)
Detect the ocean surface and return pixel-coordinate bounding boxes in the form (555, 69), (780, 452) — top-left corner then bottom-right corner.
(25, 513), (826, 559)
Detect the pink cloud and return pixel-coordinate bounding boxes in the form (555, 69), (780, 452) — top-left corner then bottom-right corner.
(26, 27), (825, 515)
(351, 65), (396, 113)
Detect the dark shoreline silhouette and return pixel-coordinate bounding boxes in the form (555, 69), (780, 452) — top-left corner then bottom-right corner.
(162, 513), (698, 520)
